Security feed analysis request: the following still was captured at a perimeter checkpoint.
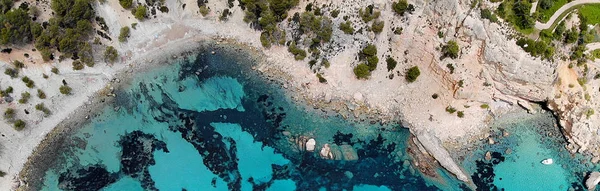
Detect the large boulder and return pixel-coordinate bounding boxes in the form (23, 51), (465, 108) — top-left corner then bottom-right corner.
(586, 171), (600, 190)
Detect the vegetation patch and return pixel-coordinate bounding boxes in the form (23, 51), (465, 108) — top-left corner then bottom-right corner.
(60, 85), (72, 95)
(405, 66), (420, 83)
(386, 57), (397, 72)
(536, 0), (567, 22)
(516, 38), (554, 60)
(496, 0), (535, 34)
(442, 41), (460, 59)
(119, 26), (131, 42)
(354, 63), (371, 79)
(579, 4), (600, 25)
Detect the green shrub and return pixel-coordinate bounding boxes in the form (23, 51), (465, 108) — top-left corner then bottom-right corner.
(432, 93), (439, 99)
(457, 111), (465, 118)
(13, 60), (24, 68)
(359, 5), (380, 23)
(392, 0), (409, 15)
(35, 103), (52, 116)
(480, 9), (498, 23)
(43, 74), (49, 79)
(362, 44), (377, 57)
(354, 63), (371, 79)
(119, 26), (130, 42)
(288, 43), (307, 60)
(134, 6), (147, 20)
(119, 0), (133, 9)
(480, 104), (490, 109)
(4, 68), (18, 78)
(19, 92), (30, 104)
(105, 46), (119, 63)
(578, 77), (587, 86)
(446, 106), (457, 113)
(316, 73), (327, 83)
(405, 66), (420, 83)
(386, 57), (397, 71)
(321, 59), (330, 68)
(442, 40), (459, 59)
(220, 9), (230, 21)
(72, 60), (84, 70)
(14, 119), (25, 130)
(51, 67), (59, 74)
(60, 85), (72, 95)
(0, 170), (5, 177)
(585, 93), (591, 101)
(199, 6), (209, 16)
(4, 108), (14, 120)
(371, 20), (384, 34)
(37, 89), (46, 99)
(40, 48), (52, 62)
(366, 56), (379, 71)
(446, 64), (455, 74)
(22, 77), (34, 88)
(330, 9), (340, 18)
(4, 86), (12, 94)
(585, 108), (595, 119)
(339, 21), (354, 34)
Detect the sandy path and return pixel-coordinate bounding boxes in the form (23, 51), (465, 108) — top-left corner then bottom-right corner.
(535, 0), (600, 30)
(586, 42), (600, 53)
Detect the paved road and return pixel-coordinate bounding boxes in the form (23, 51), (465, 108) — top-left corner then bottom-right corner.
(534, 0), (600, 30)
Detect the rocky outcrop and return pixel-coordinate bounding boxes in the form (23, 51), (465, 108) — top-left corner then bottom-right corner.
(483, 24), (555, 102)
(319, 143), (359, 161)
(412, 129), (469, 182)
(586, 171), (600, 190)
(306, 138), (316, 152)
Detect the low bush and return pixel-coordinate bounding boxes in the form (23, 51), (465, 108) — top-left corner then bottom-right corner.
(446, 106), (457, 113)
(4, 68), (18, 78)
(60, 85), (72, 95)
(105, 46), (119, 63)
(37, 89), (46, 99)
(386, 57), (397, 71)
(72, 60), (84, 70)
(18, 92), (30, 104)
(405, 66), (420, 83)
(339, 21), (354, 34)
(119, 26), (130, 42)
(442, 40), (460, 59)
(371, 20), (384, 34)
(457, 111), (465, 118)
(14, 119), (25, 130)
(354, 63), (371, 79)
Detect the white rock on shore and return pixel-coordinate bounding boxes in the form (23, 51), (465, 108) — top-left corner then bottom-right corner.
(586, 171), (600, 190)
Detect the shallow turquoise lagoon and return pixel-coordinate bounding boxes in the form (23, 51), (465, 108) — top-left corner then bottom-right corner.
(37, 48), (445, 191)
(35, 47), (588, 191)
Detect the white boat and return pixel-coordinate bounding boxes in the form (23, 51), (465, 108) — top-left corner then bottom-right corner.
(541, 158), (553, 165)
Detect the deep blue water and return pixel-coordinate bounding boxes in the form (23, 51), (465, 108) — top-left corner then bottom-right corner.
(38, 47), (448, 191)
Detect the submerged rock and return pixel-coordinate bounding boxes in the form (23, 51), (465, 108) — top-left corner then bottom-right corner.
(58, 164), (117, 191)
(306, 138), (316, 152)
(340, 144), (359, 161)
(320, 144), (333, 159)
(586, 171), (600, 190)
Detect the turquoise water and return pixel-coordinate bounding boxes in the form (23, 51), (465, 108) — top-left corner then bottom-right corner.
(35, 46), (591, 191)
(37, 48), (445, 191)
(463, 112), (590, 191)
